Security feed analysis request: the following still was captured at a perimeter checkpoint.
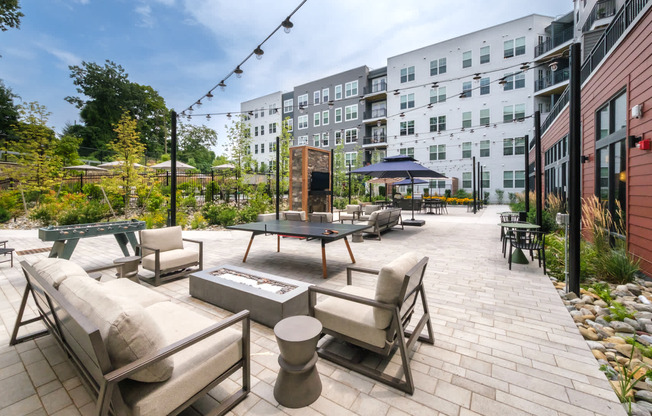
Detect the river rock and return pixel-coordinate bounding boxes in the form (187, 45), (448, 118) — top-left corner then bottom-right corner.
(581, 295), (595, 305)
(595, 300), (609, 308)
(592, 350), (607, 361)
(587, 341), (606, 351)
(639, 335), (652, 346)
(596, 317), (611, 326)
(638, 318), (652, 327)
(616, 285), (634, 296)
(633, 304), (652, 313)
(610, 321), (636, 333)
(635, 401), (652, 415)
(564, 291), (579, 300)
(605, 337), (628, 344)
(637, 312), (652, 320)
(628, 402), (652, 416)
(627, 283), (643, 296)
(570, 310), (582, 317)
(579, 326), (600, 341)
(580, 307), (595, 316)
(614, 344), (634, 357)
(625, 317), (643, 331)
(606, 351), (617, 361)
(570, 298), (585, 306)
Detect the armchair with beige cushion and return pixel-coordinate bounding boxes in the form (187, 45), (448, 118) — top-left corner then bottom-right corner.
(309, 252), (434, 394)
(308, 211), (333, 223)
(339, 204), (361, 223)
(280, 210), (307, 221)
(358, 204), (381, 221)
(138, 226), (203, 286)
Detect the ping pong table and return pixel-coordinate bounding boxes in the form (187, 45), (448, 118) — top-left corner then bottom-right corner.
(226, 220), (371, 278)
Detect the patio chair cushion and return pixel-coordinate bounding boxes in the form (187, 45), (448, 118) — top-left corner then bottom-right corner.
(103, 279), (169, 307)
(313, 285), (387, 348)
(364, 205), (380, 215)
(59, 275), (173, 383)
(281, 210), (306, 221)
(142, 249), (199, 272)
(374, 252), (420, 329)
(30, 258), (89, 289)
(367, 210), (380, 226)
(140, 226), (184, 257)
(309, 212), (333, 223)
(121, 301), (243, 416)
(345, 204), (360, 214)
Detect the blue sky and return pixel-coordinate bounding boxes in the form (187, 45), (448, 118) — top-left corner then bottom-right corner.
(1, 0), (573, 155)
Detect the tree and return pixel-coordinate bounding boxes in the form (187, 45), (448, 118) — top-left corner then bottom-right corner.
(0, 80), (19, 145)
(0, 0), (23, 32)
(223, 115), (253, 206)
(65, 60), (169, 157)
(54, 134), (83, 166)
(177, 122), (217, 173)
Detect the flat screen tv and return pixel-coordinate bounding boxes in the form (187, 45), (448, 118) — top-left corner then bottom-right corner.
(311, 171), (330, 191)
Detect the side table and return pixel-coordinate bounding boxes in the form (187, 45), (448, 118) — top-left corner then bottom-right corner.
(273, 315), (322, 408)
(113, 255), (141, 283)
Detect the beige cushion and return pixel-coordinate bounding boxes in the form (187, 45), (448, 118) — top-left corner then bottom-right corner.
(140, 226), (184, 257)
(141, 249), (198, 272)
(314, 286), (387, 348)
(30, 258), (89, 289)
(367, 210), (380, 226)
(310, 212), (333, 223)
(364, 205), (380, 215)
(59, 276), (173, 383)
(345, 204), (360, 214)
(281, 210), (306, 221)
(103, 279), (168, 307)
(120, 302), (243, 416)
(373, 252), (420, 329)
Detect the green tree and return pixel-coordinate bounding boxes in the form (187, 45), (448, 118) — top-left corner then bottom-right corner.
(54, 134), (83, 166)
(0, 80), (19, 145)
(0, 0), (23, 32)
(177, 122), (217, 173)
(65, 60), (169, 157)
(224, 115), (253, 206)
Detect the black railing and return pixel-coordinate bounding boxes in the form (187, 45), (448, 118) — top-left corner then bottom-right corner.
(541, 0), (649, 135)
(582, 0), (618, 32)
(534, 25), (575, 57)
(362, 134), (387, 145)
(364, 108), (387, 119)
(534, 68), (570, 91)
(364, 81), (387, 95)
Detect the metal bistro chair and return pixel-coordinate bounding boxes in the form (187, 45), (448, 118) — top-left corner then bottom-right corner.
(502, 221), (529, 258)
(508, 229), (546, 274)
(499, 212), (521, 241)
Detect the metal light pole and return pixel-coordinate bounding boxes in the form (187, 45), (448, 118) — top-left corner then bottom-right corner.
(524, 134), (530, 214)
(347, 162), (352, 204)
(472, 156), (477, 214)
(568, 42), (582, 296)
(535, 111), (543, 227)
(170, 110), (177, 227)
(276, 136), (280, 220)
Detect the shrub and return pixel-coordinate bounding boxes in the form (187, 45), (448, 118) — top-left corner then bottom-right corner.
(139, 211), (167, 229)
(597, 247), (640, 285)
(201, 203), (238, 226)
(544, 232), (596, 282)
(181, 195), (197, 210)
(495, 189), (505, 204)
(190, 212), (207, 229)
(82, 183), (104, 201)
(0, 190), (21, 220)
(0, 206), (11, 223)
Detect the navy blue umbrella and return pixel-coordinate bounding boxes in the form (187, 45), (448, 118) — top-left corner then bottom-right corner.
(352, 155), (445, 225)
(392, 178), (429, 186)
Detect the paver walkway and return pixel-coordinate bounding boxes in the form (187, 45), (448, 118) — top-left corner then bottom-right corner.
(0, 205), (625, 415)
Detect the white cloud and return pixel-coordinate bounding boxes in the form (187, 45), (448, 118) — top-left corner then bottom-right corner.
(135, 4), (155, 27)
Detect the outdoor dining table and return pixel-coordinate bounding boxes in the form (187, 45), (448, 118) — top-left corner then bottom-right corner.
(498, 222), (541, 264)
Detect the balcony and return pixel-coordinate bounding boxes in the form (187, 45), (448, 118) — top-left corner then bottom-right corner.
(362, 134), (387, 146)
(363, 108), (387, 120)
(534, 67), (570, 92)
(534, 26), (574, 57)
(582, 0), (618, 33)
(363, 81), (387, 101)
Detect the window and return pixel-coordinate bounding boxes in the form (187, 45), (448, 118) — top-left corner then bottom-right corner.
(430, 58), (446, 76)
(503, 73), (514, 90)
(345, 105), (358, 121)
(260, 109), (265, 118)
(504, 37), (525, 58)
(345, 81), (358, 98)
(480, 46), (490, 64)
(514, 72), (525, 89)
(597, 92), (627, 139)
(322, 110), (329, 125)
(503, 138), (514, 156)
(482, 171), (490, 189)
(313, 134), (320, 147)
(462, 51), (472, 68)
(462, 81), (472, 98)
(400, 120), (415, 136)
(313, 91), (320, 105)
(297, 135), (308, 145)
(283, 99), (293, 113)
(399, 147), (414, 157)
(335, 107), (342, 123)
(335, 85), (342, 100)
(462, 142), (472, 158)
(515, 104), (525, 120)
(298, 94), (308, 107)
(335, 130), (342, 145)
(503, 104), (525, 122)
(269, 105), (277, 115)
(284, 118), (293, 132)
(504, 171), (514, 188)
(515, 137), (525, 154)
(480, 77), (490, 95)
(322, 132), (329, 147)
(313, 112), (320, 127)
(254, 110), (258, 119)
(298, 115), (308, 129)
(261, 143), (265, 154)
(261, 125), (266, 136)
(430, 87), (446, 104)
(429, 116), (446, 132)
(400, 66), (415, 83)
(345, 152), (356, 166)
(462, 172), (472, 188)
(400, 93), (415, 110)
(480, 109), (490, 126)
(322, 88), (329, 103)
(269, 122), (277, 134)
(254, 144), (258, 154)
(269, 142), (275, 152)
(345, 128), (357, 144)
(480, 140), (490, 157)
(429, 144), (446, 160)
(254, 126), (259, 137)
(372, 77), (387, 92)
(462, 112), (472, 128)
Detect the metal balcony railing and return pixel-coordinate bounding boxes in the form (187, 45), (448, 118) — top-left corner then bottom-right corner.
(364, 108), (387, 119)
(534, 26), (575, 57)
(364, 81), (387, 95)
(362, 134), (387, 145)
(582, 0), (618, 33)
(534, 68), (570, 92)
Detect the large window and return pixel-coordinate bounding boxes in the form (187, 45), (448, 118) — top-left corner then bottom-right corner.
(504, 36), (525, 58)
(313, 112), (320, 127)
(313, 133), (320, 147)
(400, 66), (415, 83)
(345, 128), (358, 144)
(298, 115), (308, 129)
(400, 93), (415, 110)
(503, 137), (524, 155)
(430, 58), (446, 76)
(345, 105), (358, 121)
(298, 94), (308, 107)
(430, 87), (446, 104)
(400, 120), (415, 136)
(480, 46), (490, 64)
(322, 110), (329, 125)
(284, 118), (293, 132)
(297, 135), (308, 145)
(462, 142), (472, 158)
(462, 51), (472, 68)
(345, 152), (356, 166)
(322, 132), (329, 147)
(399, 147), (414, 157)
(462, 112), (472, 128)
(504, 171), (525, 188)
(335, 130), (342, 145)
(335, 85), (342, 100)
(335, 108), (342, 123)
(462, 81), (472, 98)
(283, 99), (293, 113)
(480, 140), (490, 157)
(482, 171), (490, 189)
(429, 144), (446, 161)
(429, 116), (446, 132)
(345, 81), (358, 97)
(480, 109), (490, 126)
(269, 122), (277, 134)
(503, 104), (525, 122)
(462, 172), (472, 188)
(313, 90), (320, 105)
(480, 77), (490, 95)
(322, 88), (329, 103)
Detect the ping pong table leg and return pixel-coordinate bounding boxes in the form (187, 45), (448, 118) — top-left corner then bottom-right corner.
(321, 240), (327, 278)
(344, 237), (356, 264)
(243, 233), (256, 262)
(277, 235), (280, 252)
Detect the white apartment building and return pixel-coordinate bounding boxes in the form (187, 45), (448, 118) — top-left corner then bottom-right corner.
(386, 14), (555, 201)
(240, 91), (283, 172)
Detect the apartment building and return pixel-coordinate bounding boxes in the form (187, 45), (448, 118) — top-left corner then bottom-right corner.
(385, 14), (555, 200)
(240, 91), (283, 172)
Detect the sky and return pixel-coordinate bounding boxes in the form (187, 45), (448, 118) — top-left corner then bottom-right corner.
(1, 0), (573, 155)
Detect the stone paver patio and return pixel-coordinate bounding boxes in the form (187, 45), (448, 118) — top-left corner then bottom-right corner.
(0, 205), (625, 415)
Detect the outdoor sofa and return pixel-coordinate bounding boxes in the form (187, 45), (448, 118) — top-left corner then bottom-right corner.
(364, 208), (403, 240)
(11, 258), (250, 416)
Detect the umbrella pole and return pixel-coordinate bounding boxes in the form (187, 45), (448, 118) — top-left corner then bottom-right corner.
(411, 178), (415, 221)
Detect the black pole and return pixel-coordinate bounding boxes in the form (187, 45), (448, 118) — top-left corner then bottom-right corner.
(479, 163), (483, 209)
(276, 136), (280, 220)
(535, 111), (543, 228)
(348, 163), (351, 204)
(211, 170), (215, 203)
(524, 134), (530, 214)
(330, 149), (334, 213)
(170, 110), (177, 226)
(568, 42), (582, 296)
(472, 156), (477, 214)
(410, 177), (415, 220)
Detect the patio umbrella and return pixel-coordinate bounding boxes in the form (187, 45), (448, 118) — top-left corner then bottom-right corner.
(352, 155), (446, 226)
(212, 163), (236, 170)
(63, 164), (108, 173)
(150, 160), (196, 171)
(392, 178), (428, 186)
(367, 177), (402, 203)
(97, 161), (146, 169)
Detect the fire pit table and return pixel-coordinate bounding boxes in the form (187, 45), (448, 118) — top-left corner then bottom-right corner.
(189, 265), (312, 327)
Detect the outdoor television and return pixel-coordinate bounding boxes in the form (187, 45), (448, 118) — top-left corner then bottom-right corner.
(311, 171), (330, 191)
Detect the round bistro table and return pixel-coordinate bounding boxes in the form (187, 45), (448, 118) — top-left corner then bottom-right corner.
(499, 222), (541, 264)
(273, 315), (322, 408)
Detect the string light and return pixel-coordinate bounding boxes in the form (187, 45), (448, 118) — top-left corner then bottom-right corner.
(234, 66), (244, 78)
(282, 17), (294, 33)
(218, 81), (226, 91)
(254, 46), (264, 60)
(206, 91), (214, 101)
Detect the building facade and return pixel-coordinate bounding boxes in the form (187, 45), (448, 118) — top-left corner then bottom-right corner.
(240, 91), (283, 172)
